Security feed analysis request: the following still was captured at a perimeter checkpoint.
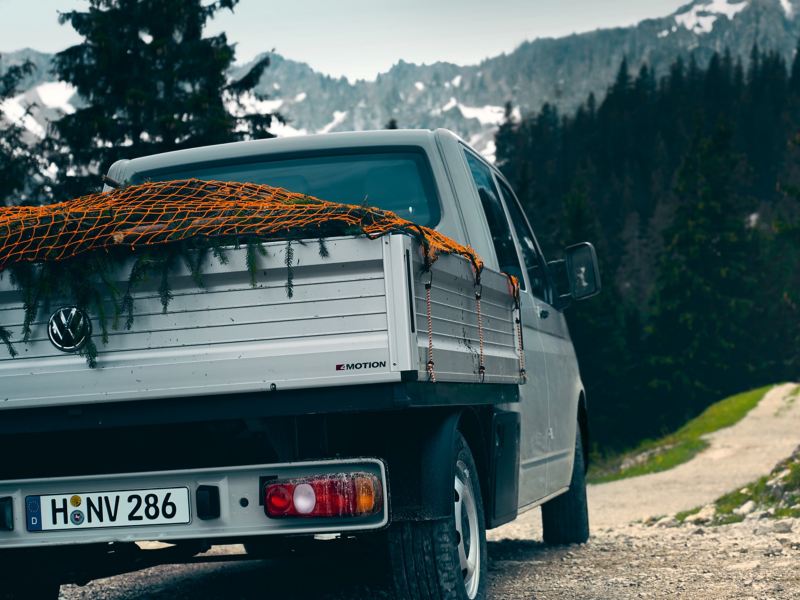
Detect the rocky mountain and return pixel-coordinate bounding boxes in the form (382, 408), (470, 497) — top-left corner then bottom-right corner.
(3, 0), (800, 159)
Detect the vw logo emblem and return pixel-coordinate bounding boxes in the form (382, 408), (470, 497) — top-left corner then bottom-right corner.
(48, 307), (92, 353)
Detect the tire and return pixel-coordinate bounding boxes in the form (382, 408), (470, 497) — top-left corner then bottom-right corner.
(387, 432), (488, 600)
(541, 421), (590, 545)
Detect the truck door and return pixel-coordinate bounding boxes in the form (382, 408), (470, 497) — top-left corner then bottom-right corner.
(461, 150), (551, 507)
(495, 178), (580, 498)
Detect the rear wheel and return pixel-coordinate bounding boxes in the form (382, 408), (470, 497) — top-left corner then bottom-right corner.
(387, 432), (487, 600)
(541, 421), (590, 545)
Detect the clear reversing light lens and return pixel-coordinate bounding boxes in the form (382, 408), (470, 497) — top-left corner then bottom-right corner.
(293, 483), (316, 514)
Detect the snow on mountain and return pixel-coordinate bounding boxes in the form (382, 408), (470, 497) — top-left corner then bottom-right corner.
(675, 0), (749, 34)
(0, 81), (77, 139)
(319, 110), (348, 134)
(35, 82), (76, 114)
(0, 94), (45, 137)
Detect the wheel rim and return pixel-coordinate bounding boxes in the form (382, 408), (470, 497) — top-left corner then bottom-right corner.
(454, 458), (480, 599)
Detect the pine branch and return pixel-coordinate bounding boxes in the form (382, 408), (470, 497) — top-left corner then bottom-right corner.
(80, 337), (98, 369)
(91, 288), (110, 345)
(158, 255), (174, 314)
(285, 240), (294, 298)
(122, 253), (157, 329)
(0, 325), (17, 358)
(246, 239), (259, 287)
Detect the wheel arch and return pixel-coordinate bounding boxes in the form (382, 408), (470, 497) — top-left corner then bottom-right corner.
(457, 408), (491, 506)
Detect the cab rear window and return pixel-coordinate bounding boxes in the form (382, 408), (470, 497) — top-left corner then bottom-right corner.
(131, 149), (441, 227)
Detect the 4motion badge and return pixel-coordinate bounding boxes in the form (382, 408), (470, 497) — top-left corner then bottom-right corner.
(48, 307), (92, 352)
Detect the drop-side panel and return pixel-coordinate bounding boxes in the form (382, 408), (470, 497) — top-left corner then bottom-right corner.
(410, 244), (520, 384)
(0, 237), (400, 409)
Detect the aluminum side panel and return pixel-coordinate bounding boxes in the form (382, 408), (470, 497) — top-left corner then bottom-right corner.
(0, 237), (397, 408)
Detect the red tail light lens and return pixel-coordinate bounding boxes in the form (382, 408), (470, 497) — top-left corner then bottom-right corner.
(265, 484), (293, 516)
(263, 472), (382, 518)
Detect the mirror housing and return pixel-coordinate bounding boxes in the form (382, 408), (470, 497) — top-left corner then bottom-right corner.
(565, 242), (601, 301)
(548, 242), (601, 308)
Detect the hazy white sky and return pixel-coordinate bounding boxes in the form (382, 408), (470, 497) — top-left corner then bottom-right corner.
(0, 0), (688, 80)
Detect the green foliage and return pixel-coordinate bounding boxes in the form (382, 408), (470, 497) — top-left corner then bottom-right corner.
(497, 46), (800, 450)
(2, 235), (295, 367)
(647, 126), (759, 418)
(589, 385), (773, 483)
(284, 240), (294, 298)
(674, 506), (701, 523)
(0, 54), (40, 204)
(0, 324), (17, 358)
(712, 445), (800, 524)
(42, 0), (279, 199)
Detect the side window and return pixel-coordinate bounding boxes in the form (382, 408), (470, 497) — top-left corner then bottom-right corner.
(463, 150), (524, 283)
(497, 179), (550, 301)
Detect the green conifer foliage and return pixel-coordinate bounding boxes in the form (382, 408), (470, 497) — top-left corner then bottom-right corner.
(0, 55), (40, 354)
(647, 126), (758, 426)
(495, 46), (800, 450)
(43, 0), (278, 198)
(0, 56), (39, 204)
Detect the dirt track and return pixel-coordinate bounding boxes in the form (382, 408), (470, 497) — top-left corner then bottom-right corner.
(58, 518), (800, 599)
(59, 383), (800, 599)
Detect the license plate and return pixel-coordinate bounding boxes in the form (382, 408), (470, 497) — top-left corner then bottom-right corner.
(25, 487), (191, 532)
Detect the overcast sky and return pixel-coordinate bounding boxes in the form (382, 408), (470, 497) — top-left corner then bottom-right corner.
(0, 0), (688, 81)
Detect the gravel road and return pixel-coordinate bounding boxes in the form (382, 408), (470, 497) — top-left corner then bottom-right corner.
(58, 383), (800, 599)
(59, 518), (800, 599)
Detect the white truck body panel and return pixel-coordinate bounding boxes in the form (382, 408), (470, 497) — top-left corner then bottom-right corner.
(0, 234), (520, 410)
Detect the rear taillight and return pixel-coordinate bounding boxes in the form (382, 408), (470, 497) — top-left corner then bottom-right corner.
(264, 472), (382, 518)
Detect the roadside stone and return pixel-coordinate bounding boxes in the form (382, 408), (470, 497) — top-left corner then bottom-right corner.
(772, 520), (793, 534)
(687, 504), (716, 524)
(734, 500), (757, 516)
(655, 516), (678, 528)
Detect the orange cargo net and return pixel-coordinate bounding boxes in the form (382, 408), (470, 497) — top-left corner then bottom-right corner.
(0, 178), (484, 274)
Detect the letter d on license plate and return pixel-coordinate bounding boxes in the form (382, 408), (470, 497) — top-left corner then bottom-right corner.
(26, 487), (190, 532)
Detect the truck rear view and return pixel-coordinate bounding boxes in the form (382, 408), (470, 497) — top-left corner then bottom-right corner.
(0, 130), (551, 600)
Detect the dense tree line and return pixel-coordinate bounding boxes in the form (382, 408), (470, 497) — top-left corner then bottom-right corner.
(496, 47), (800, 452)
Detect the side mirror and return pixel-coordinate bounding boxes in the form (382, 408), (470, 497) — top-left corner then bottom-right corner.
(564, 242), (601, 301)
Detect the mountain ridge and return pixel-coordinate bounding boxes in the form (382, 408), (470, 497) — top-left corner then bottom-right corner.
(3, 0), (800, 158)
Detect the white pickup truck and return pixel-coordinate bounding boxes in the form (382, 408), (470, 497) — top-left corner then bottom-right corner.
(0, 129), (600, 600)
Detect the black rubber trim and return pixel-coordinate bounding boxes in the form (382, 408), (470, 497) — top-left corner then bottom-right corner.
(404, 248), (416, 334)
(0, 382), (518, 435)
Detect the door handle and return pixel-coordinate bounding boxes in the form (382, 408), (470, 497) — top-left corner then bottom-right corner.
(538, 308), (549, 319)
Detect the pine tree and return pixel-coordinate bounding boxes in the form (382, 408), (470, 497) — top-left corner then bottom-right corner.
(647, 125), (758, 425)
(44, 0), (277, 199)
(494, 101), (516, 173)
(0, 55), (40, 204)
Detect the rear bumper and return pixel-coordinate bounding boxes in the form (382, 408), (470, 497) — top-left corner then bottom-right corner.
(0, 459), (387, 550)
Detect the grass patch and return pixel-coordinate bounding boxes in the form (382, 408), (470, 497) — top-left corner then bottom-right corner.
(675, 506), (701, 523)
(588, 384), (775, 484)
(710, 446), (800, 525)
